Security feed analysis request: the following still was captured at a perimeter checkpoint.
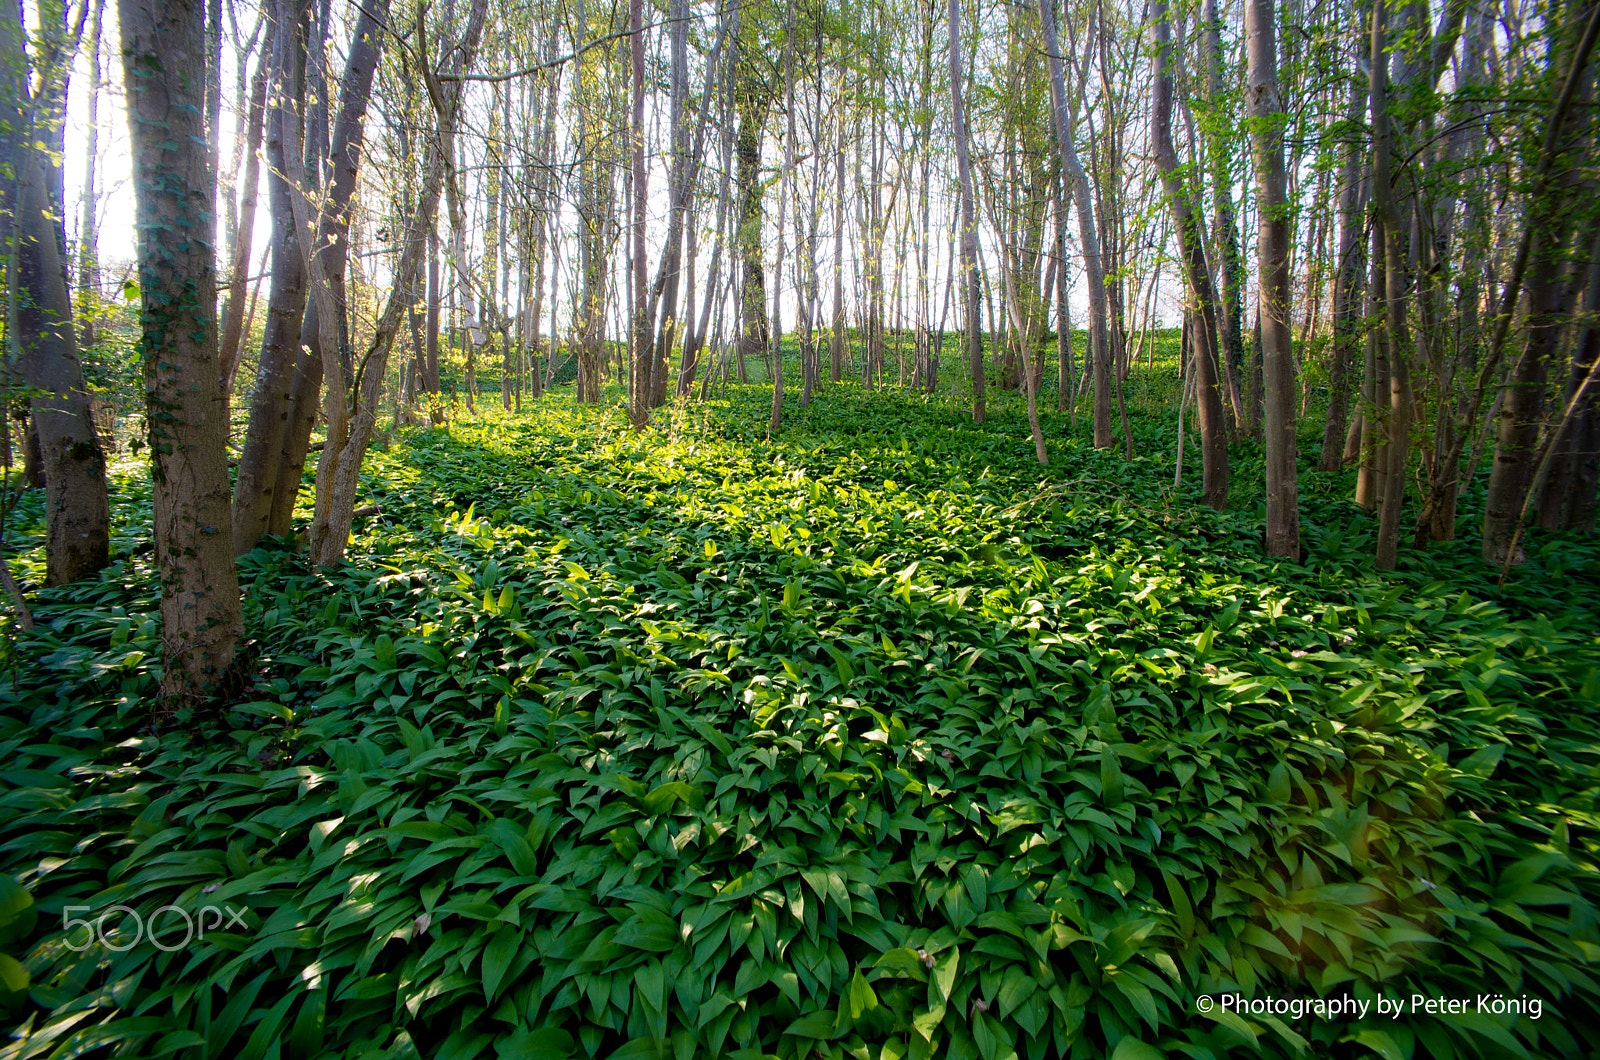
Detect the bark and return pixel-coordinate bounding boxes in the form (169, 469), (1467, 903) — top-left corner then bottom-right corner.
(266, 0), (387, 541)
(219, 26), (272, 398)
(1152, 0), (1228, 509)
(1320, 65), (1367, 471)
(232, 0), (310, 554)
(652, 0), (694, 406)
(1202, 0), (1247, 427)
(427, 230), (441, 400)
(735, 82), (771, 380)
(76, 0), (104, 350)
(770, 0), (798, 436)
(1480, 4), (1600, 562)
(1247, 0), (1299, 557)
(1371, 0), (1419, 571)
(0, 3), (111, 586)
(574, 25), (612, 405)
(120, 0), (243, 702)
(306, 0), (486, 567)
(949, 0), (983, 423)
(629, 0), (650, 429)
(206, 0), (222, 187)
(1053, 163), (1072, 415)
(1040, 0), (1109, 446)
(830, 100), (845, 383)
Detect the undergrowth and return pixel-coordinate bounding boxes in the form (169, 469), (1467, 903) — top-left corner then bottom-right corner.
(2, 384), (1598, 1060)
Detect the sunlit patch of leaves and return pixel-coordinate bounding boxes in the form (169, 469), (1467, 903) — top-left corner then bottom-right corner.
(1, 387), (1598, 1059)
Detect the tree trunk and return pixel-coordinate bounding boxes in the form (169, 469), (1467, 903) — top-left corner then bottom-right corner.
(219, 30), (271, 398)
(1371, 0), (1416, 571)
(628, 0), (650, 428)
(120, 0), (243, 702)
(1202, 0), (1247, 429)
(1320, 65), (1367, 471)
(269, 0), (388, 540)
(1039, 0), (1109, 446)
(76, 0), (105, 351)
(0, 4), (112, 586)
(232, 0), (310, 554)
(1152, 0), (1228, 509)
(949, 0), (983, 424)
(838, 101), (851, 384)
(1482, 1), (1600, 563)
(306, 0), (486, 567)
(735, 82), (771, 382)
(1247, 0), (1300, 558)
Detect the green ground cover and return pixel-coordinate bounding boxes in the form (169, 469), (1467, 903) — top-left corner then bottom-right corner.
(3, 384), (1599, 1059)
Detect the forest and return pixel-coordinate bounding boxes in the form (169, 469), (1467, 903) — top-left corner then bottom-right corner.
(3, 0), (1600, 1055)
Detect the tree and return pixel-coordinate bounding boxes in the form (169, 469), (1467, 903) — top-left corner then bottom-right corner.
(272, 0), (389, 540)
(1481, 0), (1600, 565)
(1152, 0), (1227, 509)
(948, 0), (984, 424)
(0, 1), (111, 587)
(1246, 0), (1299, 557)
(75, 0), (106, 351)
(120, 0), (243, 702)
(304, 0), (488, 566)
(1039, 0), (1109, 445)
(232, 0), (313, 554)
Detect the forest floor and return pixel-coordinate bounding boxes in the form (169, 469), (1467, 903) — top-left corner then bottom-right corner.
(3, 379), (1600, 1059)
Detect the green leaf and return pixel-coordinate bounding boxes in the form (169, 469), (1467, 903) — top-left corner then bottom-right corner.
(482, 927), (522, 1001)
(0, 876), (32, 922)
(496, 1027), (574, 1060)
(1345, 1028), (1405, 1060)
(870, 948), (928, 981)
(1109, 1038), (1165, 1060)
(847, 968), (879, 1019)
(1457, 743), (1506, 777)
(1101, 747), (1124, 807)
(784, 1010), (842, 1039)
(933, 946), (959, 1002)
(0, 953), (29, 992)
(1161, 868), (1194, 938)
(1197, 1005), (1258, 1046)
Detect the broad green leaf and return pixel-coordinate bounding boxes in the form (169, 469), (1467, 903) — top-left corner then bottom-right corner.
(482, 927), (522, 1001)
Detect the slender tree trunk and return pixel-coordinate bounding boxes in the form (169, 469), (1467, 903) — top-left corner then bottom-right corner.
(1152, 0), (1228, 509)
(1248, 0), (1299, 557)
(628, 0), (650, 428)
(1321, 64), (1367, 471)
(1, 9), (111, 586)
(1483, 1), (1600, 562)
(653, 0), (692, 406)
(120, 0), (242, 701)
(831, 99), (846, 384)
(949, 0), (983, 423)
(269, 0), (388, 540)
(735, 84), (770, 383)
(306, 0), (485, 566)
(232, 0), (310, 553)
(1202, 0), (1247, 428)
(219, 29), (271, 398)
(76, 0), (105, 351)
(1371, 0), (1420, 571)
(529, 19), (560, 402)
(1040, 0), (1110, 446)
